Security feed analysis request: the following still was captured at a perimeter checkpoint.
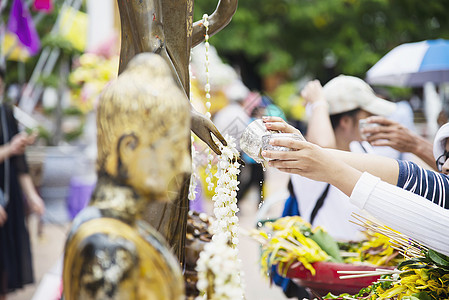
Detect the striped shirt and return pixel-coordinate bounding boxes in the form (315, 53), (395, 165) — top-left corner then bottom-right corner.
(397, 160), (449, 209)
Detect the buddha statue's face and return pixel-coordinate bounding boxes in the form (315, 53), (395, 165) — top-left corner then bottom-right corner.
(96, 52), (191, 203)
(119, 122), (190, 202)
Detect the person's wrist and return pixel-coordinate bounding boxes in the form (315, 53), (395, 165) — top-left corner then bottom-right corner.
(412, 134), (429, 155)
(308, 100), (328, 111)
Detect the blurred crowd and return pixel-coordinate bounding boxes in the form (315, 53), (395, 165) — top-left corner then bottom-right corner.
(189, 45), (449, 299)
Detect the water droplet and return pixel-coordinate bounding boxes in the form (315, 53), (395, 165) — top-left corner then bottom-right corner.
(257, 221), (263, 228)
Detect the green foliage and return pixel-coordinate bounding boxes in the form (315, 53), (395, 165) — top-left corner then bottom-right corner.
(308, 229), (343, 263)
(36, 74), (60, 88)
(36, 126), (52, 145)
(63, 106), (84, 117)
(194, 0), (449, 80)
(64, 122), (84, 142)
(397, 249), (449, 271)
(41, 35), (82, 57)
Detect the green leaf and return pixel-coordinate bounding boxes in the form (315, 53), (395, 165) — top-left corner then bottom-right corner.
(309, 229), (343, 263)
(411, 291), (433, 300)
(427, 249), (449, 269)
(398, 258), (428, 270)
(322, 292), (346, 299)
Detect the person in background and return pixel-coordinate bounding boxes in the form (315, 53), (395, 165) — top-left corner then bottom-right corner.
(213, 79), (251, 152)
(361, 116), (436, 169)
(265, 75), (397, 241)
(0, 68), (45, 300)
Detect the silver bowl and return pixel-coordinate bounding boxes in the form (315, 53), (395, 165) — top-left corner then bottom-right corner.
(240, 119), (305, 164)
(240, 119), (269, 164)
(261, 133), (305, 160)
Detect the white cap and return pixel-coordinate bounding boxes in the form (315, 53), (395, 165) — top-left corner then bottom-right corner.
(224, 79), (250, 102)
(433, 122), (449, 160)
(323, 75), (397, 116)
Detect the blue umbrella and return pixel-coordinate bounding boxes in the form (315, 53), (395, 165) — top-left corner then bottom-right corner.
(366, 39), (449, 87)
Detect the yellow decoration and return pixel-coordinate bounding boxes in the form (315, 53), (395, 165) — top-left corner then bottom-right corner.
(2, 33), (30, 62)
(256, 216), (329, 277)
(358, 232), (403, 266)
(58, 7), (88, 52)
(69, 53), (119, 113)
(198, 162), (218, 200)
(190, 78), (228, 116)
(379, 269), (449, 299)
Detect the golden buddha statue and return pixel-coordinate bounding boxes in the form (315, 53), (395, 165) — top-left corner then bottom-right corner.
(63, 53), (189, 300)
(116, 0), (238, 261)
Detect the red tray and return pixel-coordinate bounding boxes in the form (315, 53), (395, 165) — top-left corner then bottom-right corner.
(286, 261), (386, 296)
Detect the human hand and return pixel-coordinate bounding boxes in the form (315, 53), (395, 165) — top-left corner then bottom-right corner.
(25, 131), (38, 145)
(362, 116), (419, 153)
(262, 116), (302, 135)
(0, 206), (7, 226)
(261, 138), (342, 183)
(300, 80), (326, 105)
(262, 138), (360, 196)
(8, 132), (32, 156)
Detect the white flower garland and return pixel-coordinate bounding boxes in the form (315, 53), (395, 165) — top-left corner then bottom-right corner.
(211, 136), (241, 248)
(195, 235), (245, 300)
(202, 13), (215, 192)
(195, 135), (245, 300)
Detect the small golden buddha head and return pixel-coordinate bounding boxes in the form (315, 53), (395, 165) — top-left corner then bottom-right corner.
(96, 53), (191, 202)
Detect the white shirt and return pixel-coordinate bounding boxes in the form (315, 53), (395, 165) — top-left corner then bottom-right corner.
(351, 172), (449, 256)
(290, 142), (378, 241)
(291, 175), (365, 241)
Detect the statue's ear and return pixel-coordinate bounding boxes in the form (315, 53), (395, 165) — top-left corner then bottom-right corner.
(116, 133), (139, 180)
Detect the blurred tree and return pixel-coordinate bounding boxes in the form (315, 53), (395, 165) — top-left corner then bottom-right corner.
(194, 0), (449, 84)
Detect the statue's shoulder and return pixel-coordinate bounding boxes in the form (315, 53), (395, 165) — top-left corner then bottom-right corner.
(63, 217), (140, 299)
(63, 216), (185, 300)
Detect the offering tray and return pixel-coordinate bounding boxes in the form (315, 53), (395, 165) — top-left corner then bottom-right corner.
(286, 261), (392, 296)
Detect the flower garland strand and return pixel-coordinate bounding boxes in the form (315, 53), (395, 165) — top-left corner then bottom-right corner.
(195, 235), (245, 300)
(202, 13), (214, 192)
(195, 135), (245, 300)
(211, 135), (241, 248)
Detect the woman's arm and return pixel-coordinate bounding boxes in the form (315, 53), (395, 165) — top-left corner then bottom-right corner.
(0, 206), (6, 226)
(301, 80), (336, 148)
(350, 172), (449, 256)
(19, 174), (45, 216)
(326, 148), (399, 185)
(263, 138), (399, 186)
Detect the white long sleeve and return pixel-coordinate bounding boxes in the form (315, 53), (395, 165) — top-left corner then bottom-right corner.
(350, 172), (449, 256)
